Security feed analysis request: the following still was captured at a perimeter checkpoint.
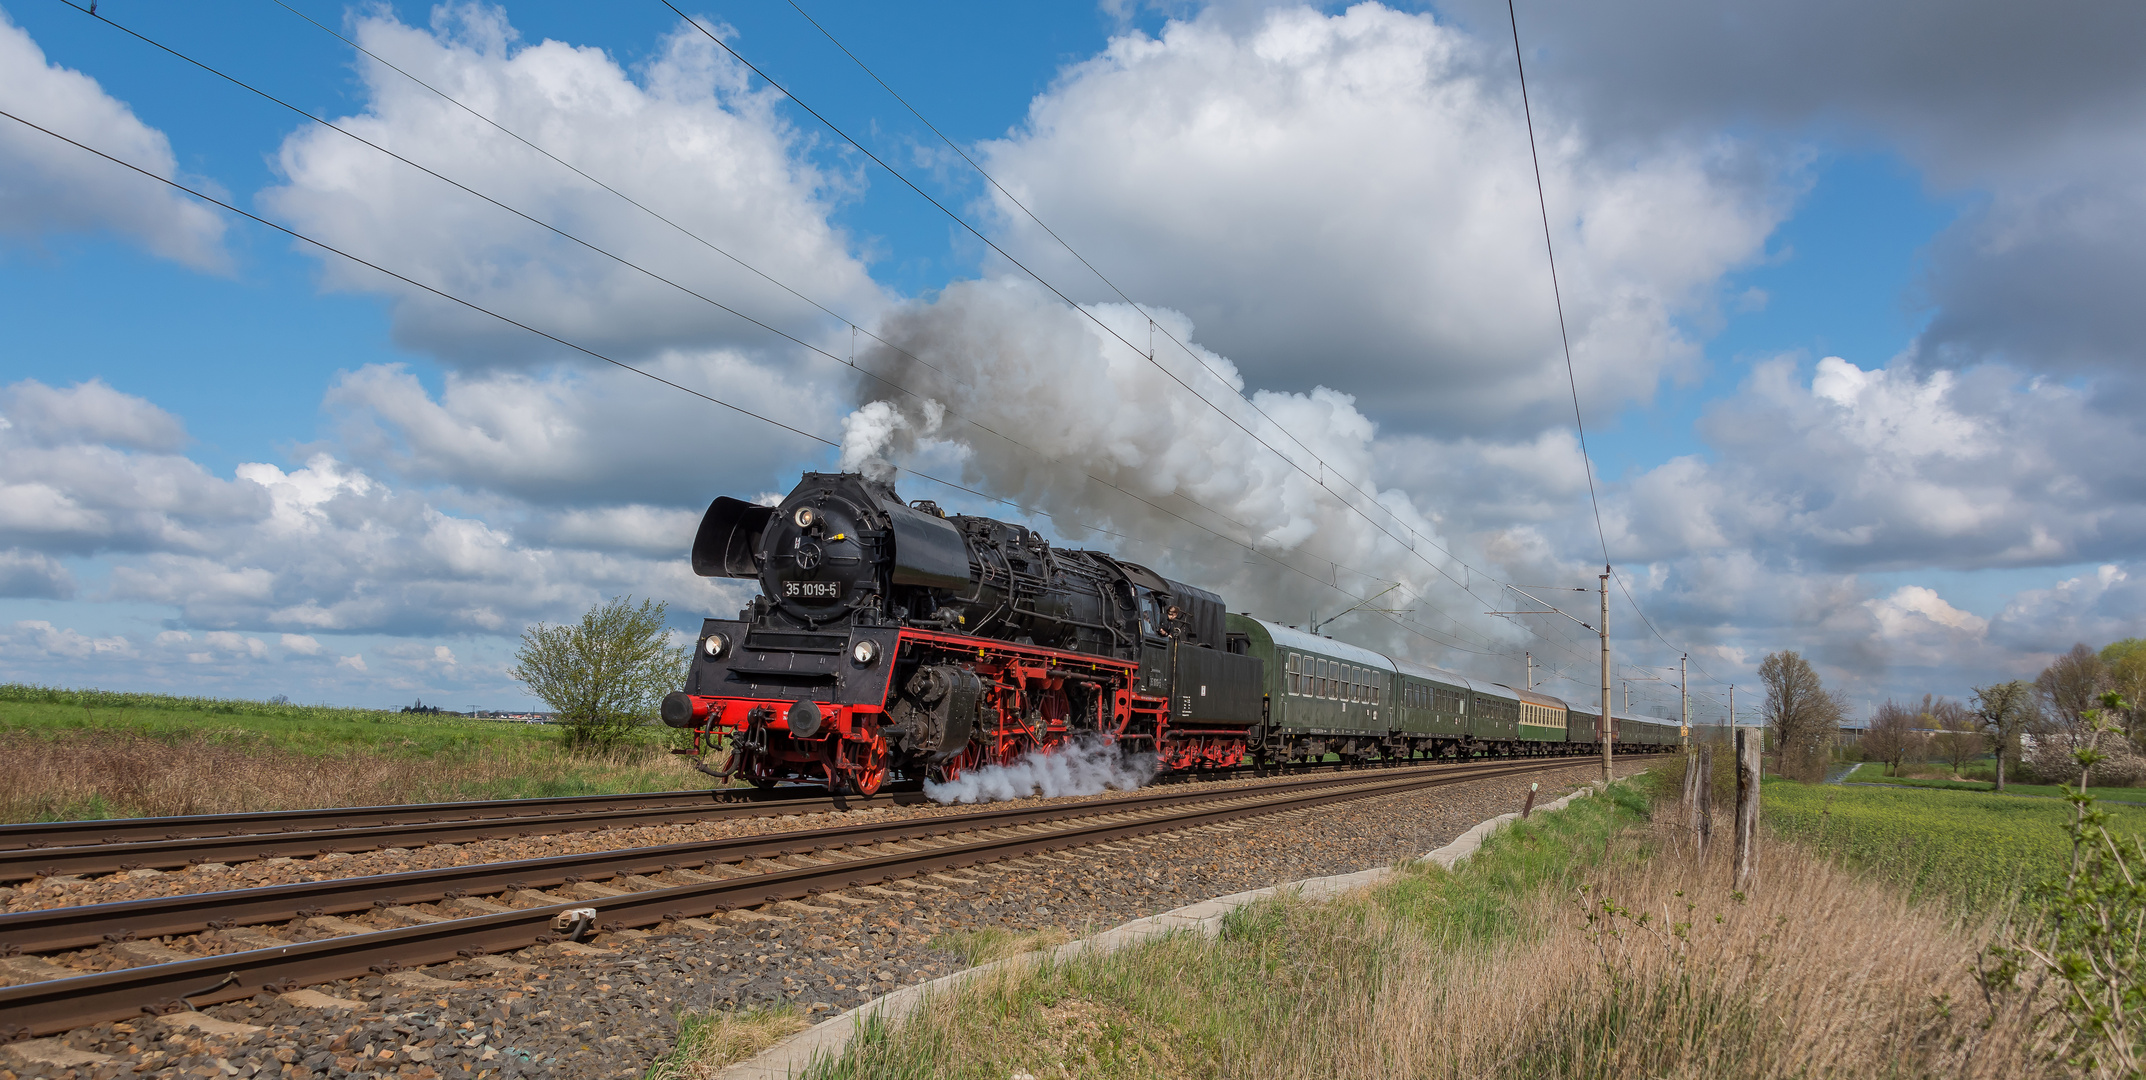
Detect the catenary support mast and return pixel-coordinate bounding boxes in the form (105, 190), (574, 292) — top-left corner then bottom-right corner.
(1600, 567), (1612, 784)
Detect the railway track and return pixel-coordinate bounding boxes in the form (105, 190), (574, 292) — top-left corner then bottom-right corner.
(0, 784), (879, 864)
(0, 758), (1560, 1039)
(0, 749), (1631, 880)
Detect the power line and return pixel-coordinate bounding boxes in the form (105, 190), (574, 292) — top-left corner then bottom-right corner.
(0, 104), (1498, 672)
(230, 0), (1523, 661)
(1502, 0), (1728, 700)
(70, 3), (1669, 687)
(1505, 0), (1608, 567)
(658, 1), (1548, 635)
(778, 0), (1490, 582)
(766, 1), (1716, 695)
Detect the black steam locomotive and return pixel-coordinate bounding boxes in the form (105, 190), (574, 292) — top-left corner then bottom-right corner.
(661, 472), (1675, 794)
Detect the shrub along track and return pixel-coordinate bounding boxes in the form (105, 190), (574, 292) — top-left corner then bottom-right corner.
(0, 759), (1575, 1042)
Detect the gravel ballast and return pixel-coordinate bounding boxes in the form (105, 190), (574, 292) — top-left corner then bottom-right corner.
(1, 758), (1655, 1080)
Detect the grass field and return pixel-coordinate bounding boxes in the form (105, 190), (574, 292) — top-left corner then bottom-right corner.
(1840, 761), (2146, 803)
(1763, 776), (2146, 910)
(0, 684), (718, 822)
(798, 772), (2053, 1080)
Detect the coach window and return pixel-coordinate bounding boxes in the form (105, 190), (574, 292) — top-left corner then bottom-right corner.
(1287, 653), (1299, 696)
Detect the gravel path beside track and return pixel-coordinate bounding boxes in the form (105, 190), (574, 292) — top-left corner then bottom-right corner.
(1, 759), (1651, 1080)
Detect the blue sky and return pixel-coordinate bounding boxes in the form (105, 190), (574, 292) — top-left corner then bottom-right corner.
(5, 0), (2142, 720)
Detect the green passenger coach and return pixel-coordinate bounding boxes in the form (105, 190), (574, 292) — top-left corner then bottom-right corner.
(1230, 614), (1396, 762)
(1227, 613), (1677, 765)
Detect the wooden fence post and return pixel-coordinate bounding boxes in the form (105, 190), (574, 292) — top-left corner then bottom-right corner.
(1695, 745), (1713, 859)
(1734, 728), (1760, 891)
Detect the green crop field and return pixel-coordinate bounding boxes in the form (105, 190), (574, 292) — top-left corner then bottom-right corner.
(1764, 777), (2146, 909)
(1840, 761), (2146, 803)
(0, 684), (718, 822)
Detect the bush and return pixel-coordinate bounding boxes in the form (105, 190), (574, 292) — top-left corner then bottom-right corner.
(511, 596), (686, 752)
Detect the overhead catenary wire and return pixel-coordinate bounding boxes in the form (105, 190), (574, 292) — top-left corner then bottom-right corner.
(222, 0), (1525, 661)
(1503, 0), (1730, 701)
(129, 2), (1527, 661)
(778, 0), (1488, 580)
(773, 1), (1715, 699)
(59, 3), (1660, 684)
(1505, 0), (1608, 568)
(663, 0), (1701, 689)
(655, 1), (1549, 634)
(0, 104), (1499, 670)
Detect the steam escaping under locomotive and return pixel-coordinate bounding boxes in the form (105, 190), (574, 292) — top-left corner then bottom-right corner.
(660, 472), (1675, 795)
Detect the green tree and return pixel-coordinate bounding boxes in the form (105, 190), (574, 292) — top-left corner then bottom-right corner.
(2102, 638), (2146, 747)
(512, 596), (686, 752)
(1758, 650), (1844, 782)
(1973, 679), (2037, 792)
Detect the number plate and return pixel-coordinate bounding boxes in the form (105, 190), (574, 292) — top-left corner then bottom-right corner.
(782, 580), (845, 600)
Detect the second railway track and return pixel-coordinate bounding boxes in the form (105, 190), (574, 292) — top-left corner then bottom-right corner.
(0, 758), (1564, 1038)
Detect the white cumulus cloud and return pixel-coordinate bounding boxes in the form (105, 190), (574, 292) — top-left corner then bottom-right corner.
(0, 9), (227, 269)
(260, 2), (885, 365)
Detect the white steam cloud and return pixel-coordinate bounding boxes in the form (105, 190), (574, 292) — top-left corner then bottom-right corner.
(845, 277), (1497, 663)
(923, 738), (1159, 805)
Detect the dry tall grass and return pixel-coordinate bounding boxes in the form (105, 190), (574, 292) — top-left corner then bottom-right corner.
(1351, 831), (2034, 1078)
(0, 731), (703, 821)
(649, 1006), (810, 1079)
(816, 790), (2059, 1080)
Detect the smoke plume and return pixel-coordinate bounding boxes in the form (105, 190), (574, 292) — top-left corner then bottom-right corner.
(923, 737), (1159, 805)
(840, 277), (1504, 666)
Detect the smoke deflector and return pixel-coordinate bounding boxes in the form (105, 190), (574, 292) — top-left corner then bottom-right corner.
(692, 497), (774, 578)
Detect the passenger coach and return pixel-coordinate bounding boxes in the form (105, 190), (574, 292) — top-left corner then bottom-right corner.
(1230, 614), (1676, 764)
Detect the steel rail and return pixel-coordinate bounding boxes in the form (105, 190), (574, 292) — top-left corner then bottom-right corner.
(0, 759), (1574, 1037)
(0, 743), (1643, 857)
(0, 761), (1541, 954)
(0, 749), (1627, 879)
(0, 784), (881, 854)
(0, 794), (909, 882)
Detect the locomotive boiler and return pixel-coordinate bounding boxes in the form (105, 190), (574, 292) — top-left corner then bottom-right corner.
(660, 472), (1266, 794)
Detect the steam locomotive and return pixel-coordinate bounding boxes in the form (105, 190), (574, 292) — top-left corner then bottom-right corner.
(659, 472), (1676, 794)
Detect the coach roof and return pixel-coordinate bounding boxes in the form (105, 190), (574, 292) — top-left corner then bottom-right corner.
(1257, 620), (1397, 672)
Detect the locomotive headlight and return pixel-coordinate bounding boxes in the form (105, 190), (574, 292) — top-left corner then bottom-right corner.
(793, 506), (817, 528)
(702, 633), (729, 659)
(851, 639), (880, 666)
